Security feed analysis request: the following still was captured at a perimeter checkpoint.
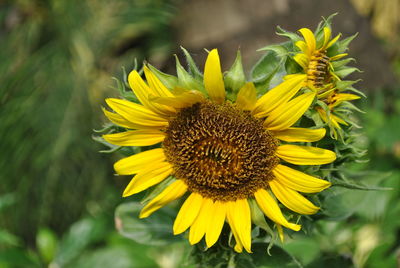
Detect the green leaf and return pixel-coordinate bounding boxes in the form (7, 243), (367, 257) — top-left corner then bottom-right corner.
(257, 42), (290, 58)
(53, 218), (108, 267)
(330, 177), (392, 191)
(36, 228), (58, 264)
(236, 243), (303, 268)
(114, 201), (182, 246)
(224, 50), (246, 94)
(251, 52), (283, 94)
(67, 246), (157, 268)
(0, 230), (20, 247)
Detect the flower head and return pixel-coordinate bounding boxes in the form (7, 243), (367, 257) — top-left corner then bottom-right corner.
(284, 26), (361, 139)
(103, 49), (336, 253)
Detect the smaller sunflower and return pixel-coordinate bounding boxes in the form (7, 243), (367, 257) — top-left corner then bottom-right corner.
(292, 27), (346, 89)
(287, 27), (361, 138)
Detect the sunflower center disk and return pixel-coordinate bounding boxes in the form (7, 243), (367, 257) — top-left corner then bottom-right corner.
(163, 101), (279, 201)
(307, 50), (331, 88)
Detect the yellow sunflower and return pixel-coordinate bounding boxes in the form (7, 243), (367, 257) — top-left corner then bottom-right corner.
(288, 27), (360, 136)
(291, 27), (346, 89)
(316, 90), (361, 132)
(103, 49), (336, 253)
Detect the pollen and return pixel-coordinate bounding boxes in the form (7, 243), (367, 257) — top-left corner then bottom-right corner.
(306, 50), (331, 88)
(163, 101), (279, 201)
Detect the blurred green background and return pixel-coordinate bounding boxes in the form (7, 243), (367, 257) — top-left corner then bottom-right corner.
(0, 0), (399, 267)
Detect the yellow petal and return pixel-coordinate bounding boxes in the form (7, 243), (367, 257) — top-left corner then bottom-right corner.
(149, 90), (204, 109)
(330, 53), (348, 61)
(226, 200), (252, 253)
(253, 74), (306, 118)
(139, 180), (188, 218)
(189, 198), (213, 245)
(322, 27), (332, 49)
(264, 92), (316, 131)
(299, 28), (316, 53)
(254, 189), (301, 231)
(227, 212), (243, 253)
(204, 49), (226, 104)
(103, 130), (165, 146)
(293, 54), (309, 70)
(143, 65), (174, 97)
(113, 148), (165, 175)
(173, 193), (203, 235)
(269, 180), (320, 215)
(326, 33), (341, 49)
(122, 162), (172, 197)
(105, 98), (168, 127)
(329, 93), (360, 108)
(102, 108), (143, 129)
(128, 70), (175, 116)
(272, 127), (326, 142)
(276, 144), (336, 165)
(235, 82), (257, 111)
(273, 164), (331, 193)
(205, 201), (226, 248)
(331, 113), (348, 126)
(295, 40), (309, 55)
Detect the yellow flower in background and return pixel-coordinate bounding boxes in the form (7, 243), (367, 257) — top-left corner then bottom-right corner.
(317, 91), (361, 132)
(288, 27), (361, 137)
(103, 49), (336, 253)
(292, 27), (346, 89)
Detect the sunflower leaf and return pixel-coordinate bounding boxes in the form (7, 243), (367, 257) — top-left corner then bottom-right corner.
(115, 202), (182, 246)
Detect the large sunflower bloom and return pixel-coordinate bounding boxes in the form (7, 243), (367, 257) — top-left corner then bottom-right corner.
(103, 49), (336, 253)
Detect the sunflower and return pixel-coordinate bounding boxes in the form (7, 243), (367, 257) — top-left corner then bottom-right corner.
(316, 90), (361, 134)
(103, 49), (336, 253)
(288, 27), (360, 137)
(291, 27), (346, 89)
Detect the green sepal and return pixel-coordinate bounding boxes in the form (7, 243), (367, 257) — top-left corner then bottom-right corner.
(180, 46), (203, 80)
(174, 55), (205, 93)
(275, 26), (301, 43)
(248, 199), (274, 236)
(331, 58), (355, 69)
(315, 13), (337, 36)
(224, 50), (246, 95)
(140, 176), (177, 205)
(344, 86), (367, 98)
(335, 79), (360, 91)
(92, 135), (122, 153)
(335, 67), (362, 78)
(147, 63), (179, 90)
(111, 77), (138, 103)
